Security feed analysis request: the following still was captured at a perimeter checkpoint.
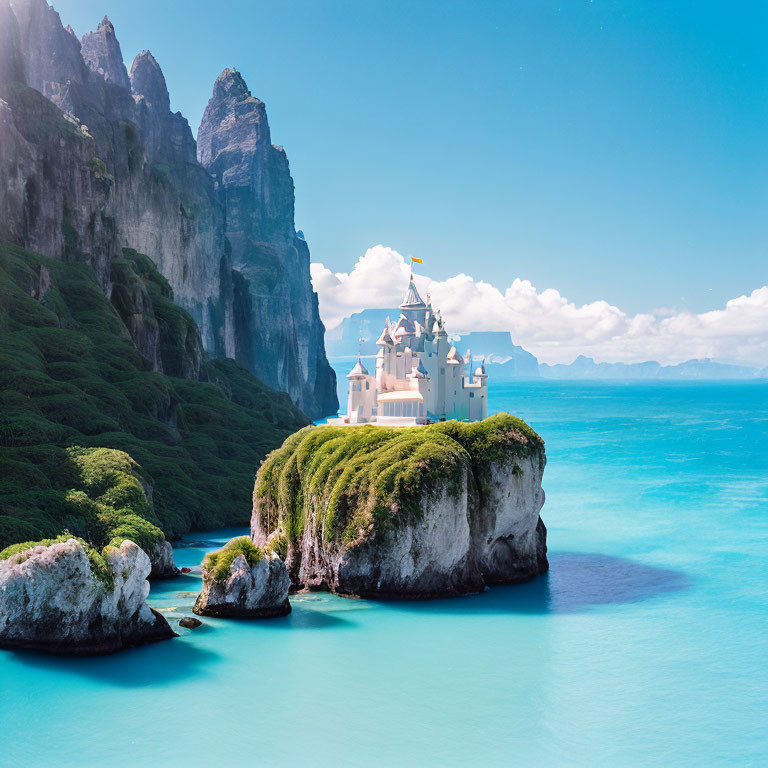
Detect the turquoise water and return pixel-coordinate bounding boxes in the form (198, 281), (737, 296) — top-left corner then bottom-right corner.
(2, 380), (767, 766)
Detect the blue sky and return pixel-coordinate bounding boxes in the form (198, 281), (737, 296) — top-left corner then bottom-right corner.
(55, 0), (767, 315)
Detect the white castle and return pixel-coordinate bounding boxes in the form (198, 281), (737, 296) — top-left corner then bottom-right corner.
(330, 274), (488, 427)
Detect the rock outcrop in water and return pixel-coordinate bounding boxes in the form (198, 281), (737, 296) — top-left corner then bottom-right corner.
(148, 541), (181, 580)
(193, 536), (291, 618)
(0, 0), (336, 417)
(251, 414), (548, 598)
(198, 69), (337, 418)
(0, 538), (176, 654)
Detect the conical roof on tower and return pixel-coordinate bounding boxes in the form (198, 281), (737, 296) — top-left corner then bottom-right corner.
(400, 276), (426, 309)
(347, 355), (369, 379)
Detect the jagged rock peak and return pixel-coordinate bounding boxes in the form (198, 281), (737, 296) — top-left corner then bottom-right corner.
(130, 50), (170, 112)
(10, 0), (87, 97)
(216, 68), (260, 101)
(81, 14), (130, 91)
(197, 67), (269, 168)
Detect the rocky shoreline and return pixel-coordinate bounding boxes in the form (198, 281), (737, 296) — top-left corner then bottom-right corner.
(0, 415), (549, 651)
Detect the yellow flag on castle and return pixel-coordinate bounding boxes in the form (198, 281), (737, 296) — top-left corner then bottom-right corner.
(411, 257), (423, 264)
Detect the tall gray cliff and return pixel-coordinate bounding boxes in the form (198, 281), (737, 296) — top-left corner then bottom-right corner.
(1, 0), (234, 359)
(198, 69), (337, 419)
(0, 0), (337, 417)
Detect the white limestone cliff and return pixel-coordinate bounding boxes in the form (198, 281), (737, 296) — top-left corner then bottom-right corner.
(251, 415), (548, 598)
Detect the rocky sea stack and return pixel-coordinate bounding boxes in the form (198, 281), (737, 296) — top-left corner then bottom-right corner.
(252, 413), (548, 598)
(0, 537), (175, 655)
(193, 536), (291, 618)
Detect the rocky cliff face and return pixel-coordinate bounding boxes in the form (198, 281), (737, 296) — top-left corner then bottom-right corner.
(0, 538), (176, 654)
(251, 414), (548, 598)
(198, 69), (337, 418)
(0, 0), (336, 416)
(0, 0), (233, 355)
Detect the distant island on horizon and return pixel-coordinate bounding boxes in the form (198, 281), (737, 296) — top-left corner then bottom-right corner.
(327, 308), (767, 380)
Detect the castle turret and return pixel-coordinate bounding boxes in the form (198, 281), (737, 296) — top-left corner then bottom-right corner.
(468, 359), (488, 421)
(346, 355), (376, 424)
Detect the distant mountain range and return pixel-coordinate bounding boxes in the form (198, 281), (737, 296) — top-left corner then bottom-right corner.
(537, 355), (765, 380)
(328, 310), (766, 380)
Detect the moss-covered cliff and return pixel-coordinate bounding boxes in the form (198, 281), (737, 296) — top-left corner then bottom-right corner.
(0, 241), (308, 551)
(252, 415), (548, 597)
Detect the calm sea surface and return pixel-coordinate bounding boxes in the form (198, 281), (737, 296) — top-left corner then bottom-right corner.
(2, 378), (767, 766)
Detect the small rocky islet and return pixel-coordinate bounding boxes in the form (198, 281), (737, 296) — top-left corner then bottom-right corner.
(0, 537), (175, 655)
(193, 537), (292, 618)
(252, 413), (548, 598)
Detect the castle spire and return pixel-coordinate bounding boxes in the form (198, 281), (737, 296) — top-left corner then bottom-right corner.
(400, 275), (425, 309)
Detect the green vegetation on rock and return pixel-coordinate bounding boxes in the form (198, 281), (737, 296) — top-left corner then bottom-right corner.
(255, 413), (544, 548)
(202, 536), (265, 583)
(0, 241), (308, 551)
(66, 446), (163, 552)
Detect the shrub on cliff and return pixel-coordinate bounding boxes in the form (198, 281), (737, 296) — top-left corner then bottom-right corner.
(0, 242), (308, 551)
(202, 536), (265, 583)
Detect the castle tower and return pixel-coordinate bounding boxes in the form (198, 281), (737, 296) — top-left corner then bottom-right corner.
(470, 360), (488, 421)
(346, 355), (376, 424)
(399, 276), (427, 327)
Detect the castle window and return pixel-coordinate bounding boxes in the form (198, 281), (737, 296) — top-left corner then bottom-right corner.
(440, 367), (445, 375)
(365, 382), (370, 390)
(470, 392), (475, 398)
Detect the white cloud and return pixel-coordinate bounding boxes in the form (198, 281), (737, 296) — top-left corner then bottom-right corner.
(310, 246), (411, 329)
(311, 245), (768, 367)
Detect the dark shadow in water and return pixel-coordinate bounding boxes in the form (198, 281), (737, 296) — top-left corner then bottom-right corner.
(10, 635), (221, 687)
(381, 552), (690, 616)
(252, 605), (357, 631)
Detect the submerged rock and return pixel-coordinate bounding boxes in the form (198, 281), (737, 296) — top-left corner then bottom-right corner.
(179, 616), (202, 629)
(0, 538), (175, 655)
(193, 537), (291, 618)
(251, 413), (549, 598)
